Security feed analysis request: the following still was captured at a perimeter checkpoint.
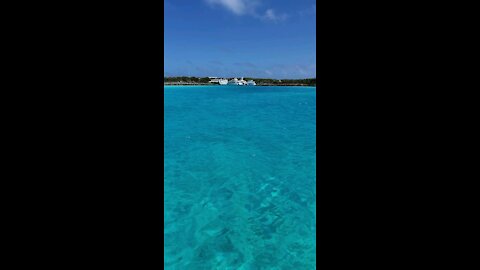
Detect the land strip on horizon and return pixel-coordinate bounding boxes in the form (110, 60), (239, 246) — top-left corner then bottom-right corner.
(164, 77), (316, 86)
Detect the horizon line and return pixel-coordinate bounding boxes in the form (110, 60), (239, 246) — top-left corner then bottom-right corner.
(163, 76), (316, 80)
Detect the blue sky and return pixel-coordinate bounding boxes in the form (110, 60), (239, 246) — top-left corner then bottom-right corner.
(164, 0), (316, 79)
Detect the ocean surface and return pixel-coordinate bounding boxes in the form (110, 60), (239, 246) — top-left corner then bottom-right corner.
(164, 85), (316, 269)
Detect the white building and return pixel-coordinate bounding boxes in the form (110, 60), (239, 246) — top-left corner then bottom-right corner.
(209, 77), (220, 83)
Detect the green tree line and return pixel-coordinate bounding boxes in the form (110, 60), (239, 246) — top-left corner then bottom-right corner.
(164, 77), (211, 83)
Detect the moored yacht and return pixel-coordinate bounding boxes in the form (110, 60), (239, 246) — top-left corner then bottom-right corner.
(226, 77), (256, 86)
(218, 79), (228, 85)
(227, 78), (242, 85)
(238, 77), (247, 85)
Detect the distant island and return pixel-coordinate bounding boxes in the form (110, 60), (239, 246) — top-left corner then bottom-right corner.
(164, 77), (316, 86)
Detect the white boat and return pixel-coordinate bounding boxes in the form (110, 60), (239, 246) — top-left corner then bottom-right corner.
(209, 77), (229, 85)
(227, 77), (255, 86)
(228, 78), (242, 85)
(218, 79), (228, 85)
(238, 77), (247, 85)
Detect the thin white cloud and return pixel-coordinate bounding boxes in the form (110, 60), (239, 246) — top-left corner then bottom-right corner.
(262, 9), (288, 22)
(205, 0), (287, 22)
(205, 0), (257, 15)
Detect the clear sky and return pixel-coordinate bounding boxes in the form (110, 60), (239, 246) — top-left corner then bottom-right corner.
(164, 0), (316, 79)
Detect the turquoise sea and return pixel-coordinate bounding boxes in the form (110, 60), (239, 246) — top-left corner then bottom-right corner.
(164, 85), (316, 269)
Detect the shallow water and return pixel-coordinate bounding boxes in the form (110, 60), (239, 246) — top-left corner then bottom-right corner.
(164, 85), (316, 269)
